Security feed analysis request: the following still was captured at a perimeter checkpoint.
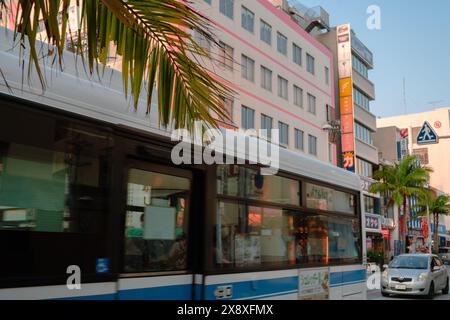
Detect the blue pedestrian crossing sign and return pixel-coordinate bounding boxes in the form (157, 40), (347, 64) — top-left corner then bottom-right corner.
(416, 121), (438, 145)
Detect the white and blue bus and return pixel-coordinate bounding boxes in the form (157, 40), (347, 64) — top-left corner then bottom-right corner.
(0, 28), (366, 300)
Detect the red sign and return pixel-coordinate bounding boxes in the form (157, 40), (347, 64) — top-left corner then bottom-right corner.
(382, 227), (390, 239)
(341, 114), (354, 134)
(341, 133), (355, 152)
(400, 129), (409, 138)
(421, 217), (429, 239)
(434, 121), (442, 129)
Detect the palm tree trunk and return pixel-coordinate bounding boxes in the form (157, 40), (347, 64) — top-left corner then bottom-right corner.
(398, 204), (403, 254)
(403, 197), (408, 253)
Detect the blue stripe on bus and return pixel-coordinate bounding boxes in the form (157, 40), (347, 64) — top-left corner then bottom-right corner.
(204, 276), (298, 300)
(239, 290), (299, 300)
(194, 283), (203, 300)
(57, 293), (116, 300)
(118, 284), (192, 300)
(53, 269), (367, 300)
(330, 270), (366, 288)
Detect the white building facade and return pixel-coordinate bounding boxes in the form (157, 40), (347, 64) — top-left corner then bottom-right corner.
(193, 0), (336, 164)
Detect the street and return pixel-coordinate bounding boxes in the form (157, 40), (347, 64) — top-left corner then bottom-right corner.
(368, 266), (450, 300)
(368, 289), (450, 300)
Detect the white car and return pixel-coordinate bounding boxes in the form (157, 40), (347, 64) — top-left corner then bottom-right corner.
(381, 254), (449, 298)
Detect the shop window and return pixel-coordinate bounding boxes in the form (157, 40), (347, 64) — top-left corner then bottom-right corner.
(124, 168), (190, 273)
(217, 165), (300, 206)
(0, 105), (112, 280)
(305, 183), (356, 214)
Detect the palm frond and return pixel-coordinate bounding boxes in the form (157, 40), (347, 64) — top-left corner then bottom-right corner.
(8, 0), (235, 132)
(371, 156), (432, 207)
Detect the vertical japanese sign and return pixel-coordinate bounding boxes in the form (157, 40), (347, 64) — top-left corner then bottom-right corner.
(337, 24), (355, 172)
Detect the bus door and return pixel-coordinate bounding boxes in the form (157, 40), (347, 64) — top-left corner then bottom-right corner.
(117, 160), (195, 300)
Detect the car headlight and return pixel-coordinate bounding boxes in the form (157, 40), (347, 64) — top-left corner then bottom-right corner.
(418, 273), (428, 282)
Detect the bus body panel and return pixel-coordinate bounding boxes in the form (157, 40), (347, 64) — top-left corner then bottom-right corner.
(0, 266), (366, 300)
(117, 274), (194, 300)
(204, 270), (299, 300)
(0, 282), (117, 300)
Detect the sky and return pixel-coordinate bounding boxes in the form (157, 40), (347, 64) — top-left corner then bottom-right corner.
(294, 0), (450, 118)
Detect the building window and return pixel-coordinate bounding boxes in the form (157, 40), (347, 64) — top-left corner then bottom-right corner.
(293, 43), (302, 66)
(279, 122), (289, 146)
(293, 85), (303, 108)
(353, 87), (371, 111)
(326, 104), (334, 122)
(364, 196), (375, 214)
(260, 19), (272, 45)
(356, 157), (373, 178)
(306, 53), (315, 75)
(193, 29), (211, 53)
(124, 169), (190, 273)
(352, 54), (369, 78)
(295, 129), (304, 150)
(218, 41), (234, 70)
(307, 93), (316, 115)
(277, 32), (287, 55)
(241, 105), (255, 130)
(261, 114), (273, 140)
(308, 134), (317, 156)
(241, 6), (254, 33)
(355, 122), (373, 145)
(213, 96), (234, 124)
(260, 66), (272, 91)
(325, 66), (330, 85)
(241, 54), (255, 82)
(219, 0), (234, 19)
(277, 76), (288, 100)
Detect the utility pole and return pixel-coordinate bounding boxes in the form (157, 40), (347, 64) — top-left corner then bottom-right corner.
(427, 204), (432, 253)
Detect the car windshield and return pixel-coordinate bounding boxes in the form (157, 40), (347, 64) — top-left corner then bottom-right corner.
(389, 256), (428, 270)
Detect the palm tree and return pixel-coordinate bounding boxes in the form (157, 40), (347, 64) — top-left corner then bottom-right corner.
(0, 0), (233, 131)
(369, 155), (432, 254)
(416, 194), (450, 253)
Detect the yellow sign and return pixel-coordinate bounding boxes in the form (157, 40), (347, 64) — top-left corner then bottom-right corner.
(339, 78), (352, 97)
(343, 151), (355, 172)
